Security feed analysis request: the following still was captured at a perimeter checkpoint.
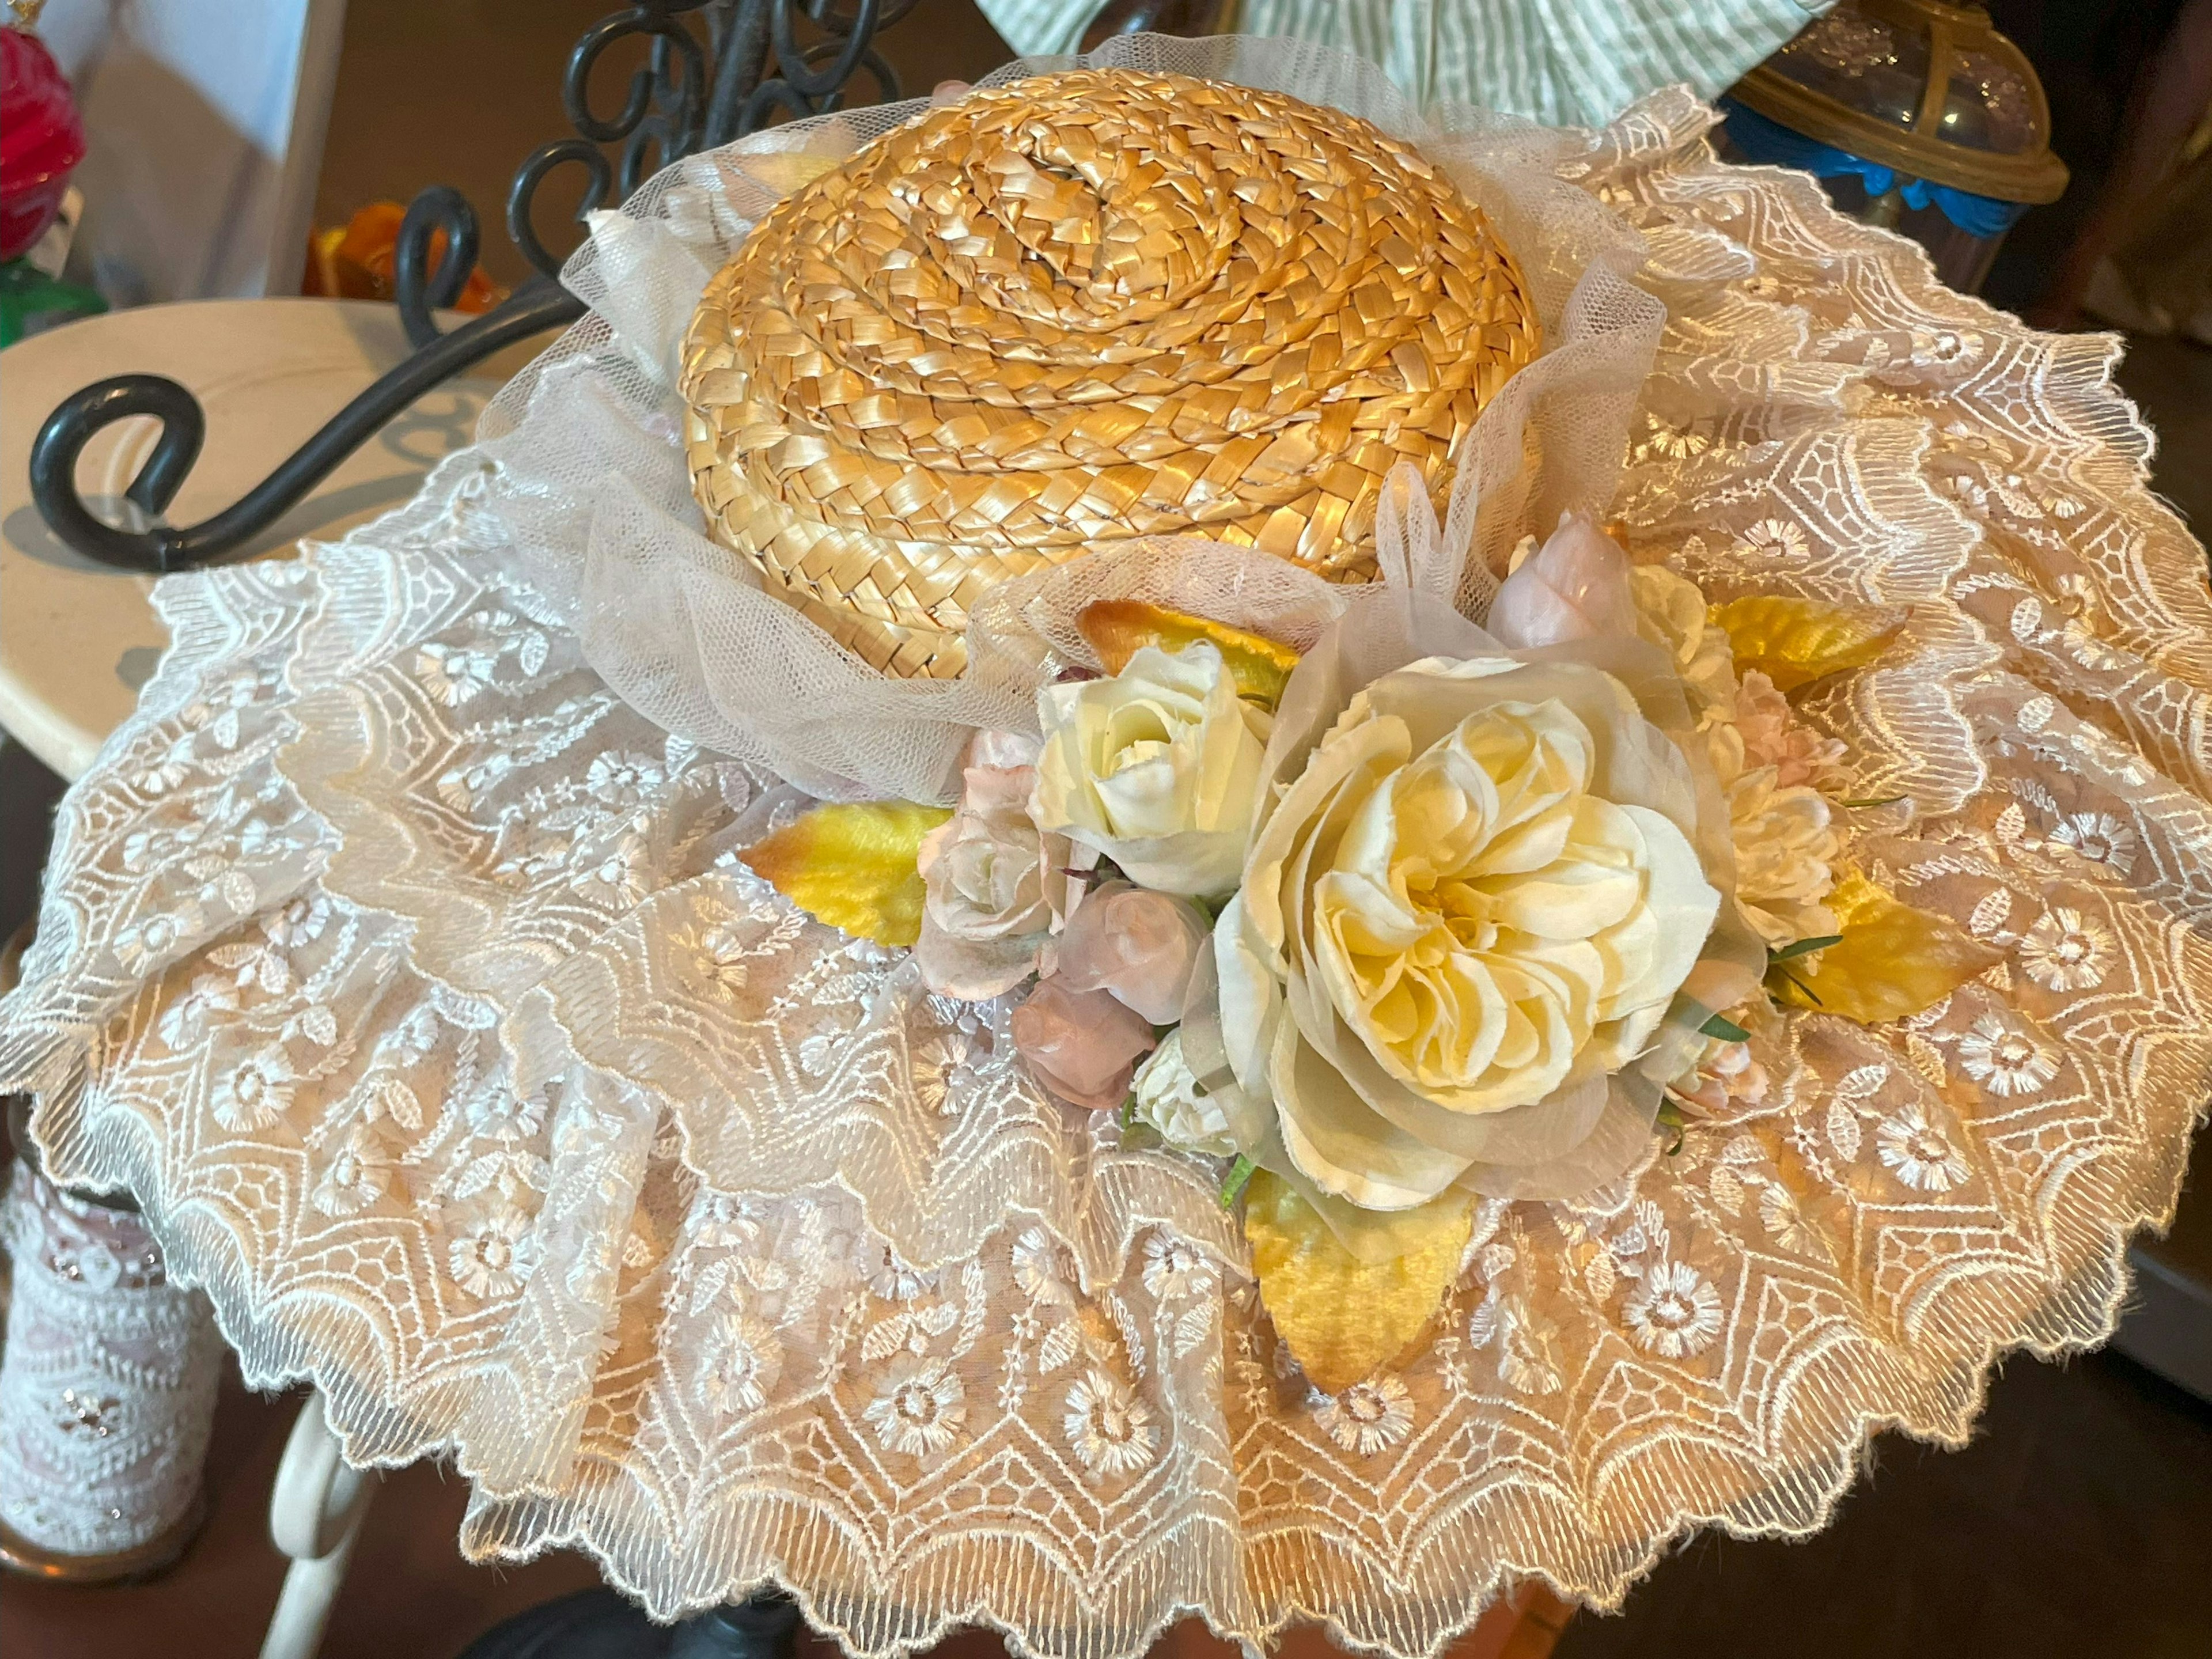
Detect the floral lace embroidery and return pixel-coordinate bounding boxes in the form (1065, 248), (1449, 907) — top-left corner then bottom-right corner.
(0, 81), (2207, 1659)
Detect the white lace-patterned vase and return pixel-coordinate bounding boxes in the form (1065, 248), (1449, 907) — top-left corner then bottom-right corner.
(0, 1158), (221, 1577)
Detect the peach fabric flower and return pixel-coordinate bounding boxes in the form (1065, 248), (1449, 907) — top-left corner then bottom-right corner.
(1010, 978), (1157, 1112)
(1672, 1038), (1771, 1118)
(1733, 669), (1848, 790)
(1053, 881), (1209, 1024)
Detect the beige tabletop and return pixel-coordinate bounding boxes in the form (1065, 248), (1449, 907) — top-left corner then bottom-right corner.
(0, 298), (524, 781)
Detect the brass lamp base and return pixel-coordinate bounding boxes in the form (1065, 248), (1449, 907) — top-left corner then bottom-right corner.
(1730, 0), (2067, 204)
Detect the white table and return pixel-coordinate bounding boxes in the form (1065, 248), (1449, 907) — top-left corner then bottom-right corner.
(0, 297), (522, 781)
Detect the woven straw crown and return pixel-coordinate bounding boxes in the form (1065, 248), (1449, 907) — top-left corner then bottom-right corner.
(681, 69), (1541, 679)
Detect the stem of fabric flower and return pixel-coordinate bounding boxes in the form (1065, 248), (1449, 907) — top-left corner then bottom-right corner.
(1218, 1155), (1256, 1209)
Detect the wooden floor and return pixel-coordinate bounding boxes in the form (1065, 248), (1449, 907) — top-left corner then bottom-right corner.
(1, 1372), (603, 1658)
(1555, 1349), (2212, 1658)
(3, 1345), (2205, 1658)
(0, 1372), (1559, 1659)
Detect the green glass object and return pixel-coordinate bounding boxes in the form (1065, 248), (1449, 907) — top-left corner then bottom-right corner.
(0, 256), (104, 349)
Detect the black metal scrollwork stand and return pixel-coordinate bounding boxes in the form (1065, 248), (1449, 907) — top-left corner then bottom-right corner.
(29, 0), (915, 578)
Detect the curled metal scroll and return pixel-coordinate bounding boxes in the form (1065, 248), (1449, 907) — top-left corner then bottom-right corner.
(32, 0), (908, 577)
(394, 185), (481, 350)
(503, 0), (914, 287)
(744, 0), (915, 130)
(29, 285), (588, 575)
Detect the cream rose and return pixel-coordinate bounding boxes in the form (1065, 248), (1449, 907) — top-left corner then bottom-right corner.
(915, 732), (1077, 999)
(1630, 565), (1739, 726)
(1031, 642), (1270, 899)
(1218, 648), (1724, 1208)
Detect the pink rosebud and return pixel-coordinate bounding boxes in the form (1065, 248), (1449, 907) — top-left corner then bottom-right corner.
(1010, 977), (1157, 1112)
(1054, 881), (1209, 1024)
(1484, 516), (1640, 649)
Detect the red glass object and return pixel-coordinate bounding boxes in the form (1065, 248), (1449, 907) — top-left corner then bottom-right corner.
(1, 25), (87, 264)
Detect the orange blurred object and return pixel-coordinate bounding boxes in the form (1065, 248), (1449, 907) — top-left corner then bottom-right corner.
(302, 200), (504, 311)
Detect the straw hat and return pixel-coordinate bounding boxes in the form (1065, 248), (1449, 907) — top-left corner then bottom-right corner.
(681, 68), (1540, 679)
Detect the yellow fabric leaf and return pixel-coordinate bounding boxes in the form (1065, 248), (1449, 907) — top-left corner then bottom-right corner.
(1710, 595), (1907, 692)
(742, 801), (951, 948)
(1770, 871), (2003, 1023)
(1076, 599), (1302, 708)
(1241, 1171), (1472, 1394)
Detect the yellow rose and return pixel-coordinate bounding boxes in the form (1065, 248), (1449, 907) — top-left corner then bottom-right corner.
(1218, 653), (1722, 1208)
(1031, 642), (1270, 899)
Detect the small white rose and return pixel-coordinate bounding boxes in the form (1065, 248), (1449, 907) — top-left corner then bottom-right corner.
(1128, 1031), (1239, 1157)
(1031, 642), (1270, 899)
(914, 731), (1079, 1000)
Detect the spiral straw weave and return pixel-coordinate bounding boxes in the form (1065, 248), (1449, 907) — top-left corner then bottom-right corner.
(680, 69), (1541, 678)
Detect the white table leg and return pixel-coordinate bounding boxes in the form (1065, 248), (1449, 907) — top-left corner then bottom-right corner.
(260, 1389), (376, 1659)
